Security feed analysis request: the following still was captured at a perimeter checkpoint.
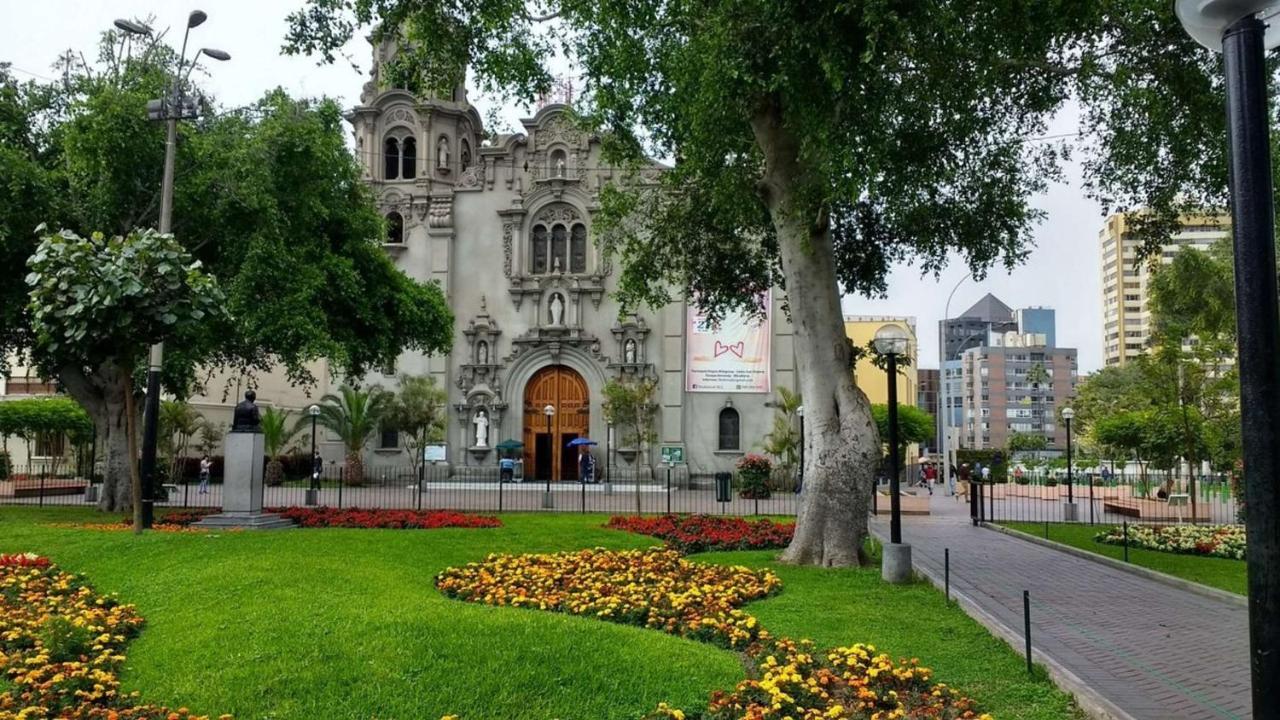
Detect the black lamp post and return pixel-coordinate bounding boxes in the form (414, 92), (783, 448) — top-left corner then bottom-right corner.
(542, 404), (555, 508)
(115, 11), (229, 529)
(307, 404), (320, 505)
(797, 404), (805, 491)
(874, 323), (912, 583)
(1176, 4), (1280, 716)
(1063, 407), (1075, 505)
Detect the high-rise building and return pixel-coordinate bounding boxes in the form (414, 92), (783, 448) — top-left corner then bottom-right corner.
(845, 316), (917, 408)
(940, 293), (1016, 361)
(959, 339), (1078, 452)
(1099, 212), (1230, 366)
(916, 368), (940, 454)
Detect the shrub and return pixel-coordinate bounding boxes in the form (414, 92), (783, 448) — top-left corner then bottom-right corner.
(736, 453), (773, 499)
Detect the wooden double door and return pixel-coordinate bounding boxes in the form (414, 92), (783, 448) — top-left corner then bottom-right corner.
(523, 365), (590, 481)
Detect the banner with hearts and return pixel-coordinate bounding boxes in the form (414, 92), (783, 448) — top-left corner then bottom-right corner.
(685, 291), (772, 393)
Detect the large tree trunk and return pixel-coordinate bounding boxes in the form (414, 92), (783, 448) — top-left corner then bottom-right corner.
(751, 99), (882, 567)
(59, 362), (136, 512)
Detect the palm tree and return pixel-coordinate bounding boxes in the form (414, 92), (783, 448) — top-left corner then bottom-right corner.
(159, 401), (205, 483)
(314, 385), (390, 486)
(260, 406), (304, 486)
(761, 387), (802, 484)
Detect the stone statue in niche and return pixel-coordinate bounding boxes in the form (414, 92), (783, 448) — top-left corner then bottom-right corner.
(473, 409), (489, 447)
(461, 142), (471, 171)
(549, 293), (565, 326)
(556, 157), (566, 178)
(624, 339), (637, 364)
(437, 136), (450, 170)
(477, 340), (489, 365)
(552, 255), (562, 273)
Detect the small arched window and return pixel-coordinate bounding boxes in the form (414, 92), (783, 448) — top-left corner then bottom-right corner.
(531, 224), (548, 274)
(386, 211), (404, 244)
(460, 138), (472, 171)
(384, 138), (401, 180)
(551, 224), (567, 272)
(570, 223), (587, 274)
(718, 407), (740, 451)
(401, 137), (417, 180)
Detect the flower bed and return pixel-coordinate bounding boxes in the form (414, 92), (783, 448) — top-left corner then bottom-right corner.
(0, 553), (229, 719)
(267, 506), (501, 529)
(437, 548), (990, 719)
(1095, 523), (1246, 560)
(53, 507), (501, 532)
(606, 514), (795, 553)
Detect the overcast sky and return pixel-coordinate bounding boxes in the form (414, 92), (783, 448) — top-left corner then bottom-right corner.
(2, 0), (1107, 372)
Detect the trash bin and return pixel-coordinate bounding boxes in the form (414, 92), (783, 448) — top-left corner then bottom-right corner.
(715, 472), (732, 503)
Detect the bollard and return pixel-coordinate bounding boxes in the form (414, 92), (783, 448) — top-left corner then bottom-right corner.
(338, 470), (344, 509)
(944, 548), (950, 605)
(184, 477), (190, 509)
(1023, 590), (1032, 674)
(39, 471), (46, 507)
(1123, 520), (1129, 563)
(582, 479), (587, 514)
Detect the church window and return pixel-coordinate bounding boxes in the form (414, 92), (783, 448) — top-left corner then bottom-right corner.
(379, 426), (399, 449)
(551, 224), (567, 271)
(570, 223), (587, 273)
(385, 211), (404, 244)
(532, 224), (548, 274)
(384, 137), (401, 180)
(401, 137), (417, 179)
(718, 408), (740, 451)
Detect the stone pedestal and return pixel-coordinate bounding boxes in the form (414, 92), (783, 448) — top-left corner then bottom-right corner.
(195, 431), (294, 530)
(881, 542), (913, 584)
(1062, 502), (1079, 522)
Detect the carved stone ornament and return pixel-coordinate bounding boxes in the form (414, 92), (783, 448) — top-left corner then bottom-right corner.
(386, 106), (415, 126)
(502, 223), (514, 278)
(534, 205), (581, 225)
(428, 195), (452, 228)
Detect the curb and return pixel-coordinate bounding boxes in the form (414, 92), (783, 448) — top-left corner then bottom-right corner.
(982, 522), (1247, 608)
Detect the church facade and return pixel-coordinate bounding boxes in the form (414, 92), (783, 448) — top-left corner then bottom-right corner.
(347, 52), (798, 482)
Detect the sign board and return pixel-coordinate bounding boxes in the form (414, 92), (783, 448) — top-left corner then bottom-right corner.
(423, 444), (447, 463)
(685, 291), (772, 393)
(660, 446), (685, 464)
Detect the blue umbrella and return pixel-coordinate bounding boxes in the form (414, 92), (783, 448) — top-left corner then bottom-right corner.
(566, 437), (598, 447)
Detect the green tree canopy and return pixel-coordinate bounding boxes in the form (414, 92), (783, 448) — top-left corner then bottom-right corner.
(870, 404), (935, 455)
(0, 33), (454, 510)
(384, 374), (447, 474)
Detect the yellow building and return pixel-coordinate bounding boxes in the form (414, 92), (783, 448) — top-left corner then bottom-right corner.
(1099, 211), (1230, 367)
(844, 315), (918, 408)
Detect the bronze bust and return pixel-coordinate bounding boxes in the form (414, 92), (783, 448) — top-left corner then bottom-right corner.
(230, 390), (261, 433)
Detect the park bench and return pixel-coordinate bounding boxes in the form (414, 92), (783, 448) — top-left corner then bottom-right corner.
(1102, 496), (1209, 522)
(1, 478), (88, 498)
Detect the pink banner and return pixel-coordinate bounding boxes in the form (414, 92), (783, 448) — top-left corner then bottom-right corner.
(685, 292), (771, 393)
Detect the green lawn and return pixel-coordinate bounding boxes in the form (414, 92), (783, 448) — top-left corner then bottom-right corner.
(1003, 521), (1247, 596)
(2, 506), (1077, 719)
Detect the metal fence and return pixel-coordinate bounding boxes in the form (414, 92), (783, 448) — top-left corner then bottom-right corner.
(967, 471), (1241, 527)
(0, 463), (804, 517)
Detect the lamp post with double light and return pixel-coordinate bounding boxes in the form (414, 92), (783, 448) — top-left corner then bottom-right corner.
(874, 323), (912, 584)
(1175, 3), (1280, 715)
(114, 12), (230, 528)
(543, 404), (556, 508)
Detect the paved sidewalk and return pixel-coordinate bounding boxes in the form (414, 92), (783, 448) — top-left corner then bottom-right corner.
(874, 499), (1250, 720)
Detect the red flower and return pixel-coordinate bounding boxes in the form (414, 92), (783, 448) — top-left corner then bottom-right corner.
(606, 515), (795, 553)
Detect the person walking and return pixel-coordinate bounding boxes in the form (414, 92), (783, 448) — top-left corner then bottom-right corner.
(198, 455), (212, 494)
(957, 463), (971, 502)
(948, 463), (958, 496)
(923, 463), (936, 495)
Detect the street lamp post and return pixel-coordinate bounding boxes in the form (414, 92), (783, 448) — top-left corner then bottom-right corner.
(797, 405), (805, 492)
(307, 404), (320, 506)
(938, 273), (971, 497)
(1062, 407), (1076, 521)
(875, 323), (912, 584)
(543, 404), (556, 508)
(115, 12), (229, 529)
(1176, 4), (1280, 716)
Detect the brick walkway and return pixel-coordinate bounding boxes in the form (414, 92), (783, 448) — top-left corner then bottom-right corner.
(874, 500), (1250, 720)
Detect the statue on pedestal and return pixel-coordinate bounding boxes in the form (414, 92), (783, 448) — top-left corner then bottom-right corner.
(624, 339), (637, 364)
(230, 390), (261, 433)
(549, 293), (565, 326)
(473, 410), (490, 447)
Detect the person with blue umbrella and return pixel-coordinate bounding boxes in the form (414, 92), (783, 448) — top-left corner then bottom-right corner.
(567, 437), (598, 483)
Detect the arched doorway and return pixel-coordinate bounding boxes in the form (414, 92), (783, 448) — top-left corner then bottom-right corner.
(523, 365), (589, 481)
